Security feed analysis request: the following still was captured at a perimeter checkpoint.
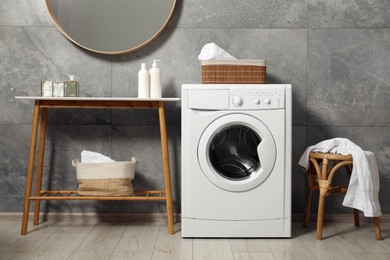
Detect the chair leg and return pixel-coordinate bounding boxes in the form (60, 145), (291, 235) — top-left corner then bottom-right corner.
(303, 188), (312, 228)
(316, 158), (329, 240)
(303, 166), (315, 228)
(316, 193), (326, 240)
(373, 217), (382, 240)
(317, 180), (329, 240)
(353, 209), (360, 227)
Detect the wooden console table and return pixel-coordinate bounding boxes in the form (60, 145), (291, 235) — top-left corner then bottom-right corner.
(15, 97), (180, 235)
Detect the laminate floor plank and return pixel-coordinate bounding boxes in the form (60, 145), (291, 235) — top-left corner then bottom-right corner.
(233, 252), (276, 260)
(0, 222), (16, 244)
(1, 221), (389, 260)
(152, 223), (192, 260)
(351, 253), (390, 260)
(193, 238), (234, 260)
(266, 227), (317, 260)
(299, 224), (358, 260)
(329, 223), (388, 254)
(110, 222), (160, 260)
(372, 225), (390, 253)
(229, 238), (272, 254)
(67, 222), (126, 260)
(0, 222), (59, 260)
(27, 222), (95, 260)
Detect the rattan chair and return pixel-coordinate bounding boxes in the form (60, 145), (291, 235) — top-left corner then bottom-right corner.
(303, 152), (381, 240)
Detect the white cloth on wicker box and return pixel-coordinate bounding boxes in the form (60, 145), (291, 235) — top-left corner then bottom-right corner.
(198, 42), (237, 61)
(298, 138), (382, 217)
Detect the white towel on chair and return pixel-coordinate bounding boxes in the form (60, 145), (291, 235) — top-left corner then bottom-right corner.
(298, 138), (382, 217)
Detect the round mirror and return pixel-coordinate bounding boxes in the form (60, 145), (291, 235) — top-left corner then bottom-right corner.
(46, 0), (176, 55)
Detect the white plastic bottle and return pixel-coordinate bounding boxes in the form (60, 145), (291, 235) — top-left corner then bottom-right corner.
(149, 60), (162, 98)
(138, 63), (150, 98)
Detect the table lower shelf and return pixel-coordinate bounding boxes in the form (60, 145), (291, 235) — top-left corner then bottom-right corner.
(30, 190), (167, 201)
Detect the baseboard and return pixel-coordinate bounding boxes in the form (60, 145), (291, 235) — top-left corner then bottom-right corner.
(0, 212), (177, 223)
(292, 213), (390, 223)
(0, 212), (389, 223)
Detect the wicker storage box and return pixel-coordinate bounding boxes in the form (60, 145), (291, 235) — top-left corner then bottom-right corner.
(201, 59), (266, 84)
(72, 157), (137, 196)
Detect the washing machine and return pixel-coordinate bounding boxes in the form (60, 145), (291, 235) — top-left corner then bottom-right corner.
(181, 84), (291, 237)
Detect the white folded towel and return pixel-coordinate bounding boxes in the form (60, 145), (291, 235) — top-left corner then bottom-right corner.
(298, 138), (381, 217)
(198, 42), (237, 60)
(81, 150), (115, 163)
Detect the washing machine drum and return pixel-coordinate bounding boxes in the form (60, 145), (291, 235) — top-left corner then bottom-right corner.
(198, 114), (276, 192)
(209, 125), (261, 179)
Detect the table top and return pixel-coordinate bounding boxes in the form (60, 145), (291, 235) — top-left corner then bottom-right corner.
(15, 96), (181, 102)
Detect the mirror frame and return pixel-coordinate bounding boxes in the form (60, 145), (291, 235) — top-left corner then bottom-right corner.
(45, 0), (176, 55)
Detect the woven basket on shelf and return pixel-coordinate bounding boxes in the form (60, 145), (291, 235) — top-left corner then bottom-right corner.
(72, 157), (137, 196)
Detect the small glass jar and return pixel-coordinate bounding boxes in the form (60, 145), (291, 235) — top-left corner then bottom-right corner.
(53, 82), (65, 97)
(41, 79), (79, 97)
(65, 77), (79, 97)
(41, 81), (53, 97)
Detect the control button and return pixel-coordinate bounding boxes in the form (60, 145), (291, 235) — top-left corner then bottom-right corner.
(232, 96), (244, 107)
(263, 98), (271, 105)
(254, 98), (260, 105)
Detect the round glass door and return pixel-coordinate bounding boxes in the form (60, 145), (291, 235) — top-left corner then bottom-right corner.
(209, 125), (261, 180)
(198, 114), (276, 192)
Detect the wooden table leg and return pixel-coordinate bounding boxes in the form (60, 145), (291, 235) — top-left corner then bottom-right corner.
(21, 101), (40, 235)
(33, 108), (48, 225)
(158, 101), (174, 234)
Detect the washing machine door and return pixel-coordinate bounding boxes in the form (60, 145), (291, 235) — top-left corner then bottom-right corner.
(198, 113), (276, 192)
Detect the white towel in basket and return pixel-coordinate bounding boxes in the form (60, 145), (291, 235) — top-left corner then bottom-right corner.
(81, 150), (115, 163)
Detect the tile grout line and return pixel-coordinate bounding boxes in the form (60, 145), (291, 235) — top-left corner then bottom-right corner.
(305, 0), (309, 147)
(110, 54), (114, 160)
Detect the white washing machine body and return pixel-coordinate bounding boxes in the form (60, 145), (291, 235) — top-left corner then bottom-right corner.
(181, 84), (292, 237)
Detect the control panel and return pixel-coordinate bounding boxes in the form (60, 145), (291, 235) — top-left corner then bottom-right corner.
(230, 88), (284, 109)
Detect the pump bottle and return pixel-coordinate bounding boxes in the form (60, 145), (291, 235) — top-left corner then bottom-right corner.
(65, 75), (79, 97)
(149, 60), (162, 98)
(138, 63), (150, 98)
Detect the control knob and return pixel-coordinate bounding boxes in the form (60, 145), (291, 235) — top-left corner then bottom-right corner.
(263, 98), (271, 105)
(254, 98), (260, 105)
(232, 96), (244, 107)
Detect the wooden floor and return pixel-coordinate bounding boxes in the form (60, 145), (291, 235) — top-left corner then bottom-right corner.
(1, 220), (389, 260)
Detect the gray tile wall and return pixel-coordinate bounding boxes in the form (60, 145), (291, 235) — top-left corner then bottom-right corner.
(1, 1), (389, 215)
